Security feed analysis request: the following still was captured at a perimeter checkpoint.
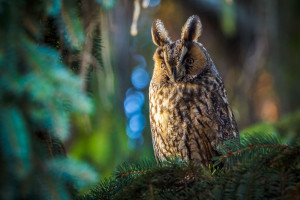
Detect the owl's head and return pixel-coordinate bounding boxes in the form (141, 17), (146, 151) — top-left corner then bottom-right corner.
(151, 15), (212, 85)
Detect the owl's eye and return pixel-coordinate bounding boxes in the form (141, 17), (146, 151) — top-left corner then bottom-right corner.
(160, 61), (166, 68)
(184, 57), (194, 64)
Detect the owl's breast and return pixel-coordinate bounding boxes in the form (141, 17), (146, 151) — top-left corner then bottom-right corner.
(149, 85), (174, 138)
(149, 83), (208, 138)
(149, 82), (217, 162)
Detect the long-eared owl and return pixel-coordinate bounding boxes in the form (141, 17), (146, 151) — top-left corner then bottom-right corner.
(149, 15), (239, 166)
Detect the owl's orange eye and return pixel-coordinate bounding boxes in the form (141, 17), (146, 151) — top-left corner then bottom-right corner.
(184, 57), (194, 64)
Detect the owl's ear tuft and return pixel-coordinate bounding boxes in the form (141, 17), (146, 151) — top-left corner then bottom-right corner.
(151, 19), (171, 46)
(181, 15), (202, 42)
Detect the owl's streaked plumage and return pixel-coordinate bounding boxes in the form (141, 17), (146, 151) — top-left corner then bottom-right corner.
(149, 15), (239, 166)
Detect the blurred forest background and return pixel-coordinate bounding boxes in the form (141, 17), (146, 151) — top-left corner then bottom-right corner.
(69, 0), (300, 177)
(1, 0), (300, 199)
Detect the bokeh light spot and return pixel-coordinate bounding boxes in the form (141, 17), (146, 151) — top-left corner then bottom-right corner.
(126, 126), (142, 140)
(124, 89), (145, 117)
(129, 114), (146, 133)
(124, 55), (149, 149)
(131, 67), (149, 90)
(149, 0), (161, 7)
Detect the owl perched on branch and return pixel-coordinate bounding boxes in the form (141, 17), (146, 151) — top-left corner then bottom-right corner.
(149, 15), (239, 167)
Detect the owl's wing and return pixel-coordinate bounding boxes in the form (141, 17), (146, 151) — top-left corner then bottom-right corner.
(209, 90), (239, 143)
(149, 110), (165, 162)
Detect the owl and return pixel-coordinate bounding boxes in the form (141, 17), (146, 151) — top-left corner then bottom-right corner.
(149, 15), (239, 167)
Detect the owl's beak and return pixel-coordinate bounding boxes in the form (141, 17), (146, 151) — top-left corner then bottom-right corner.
(165, 61), (177, 82)
(172, 67), (179, 82)
(167, 64), (176, 82)
(166, 61), (181, 82)
(175, 64), (188, 82)
(163, 51), (183, 82)
(163, 51), (175, 82)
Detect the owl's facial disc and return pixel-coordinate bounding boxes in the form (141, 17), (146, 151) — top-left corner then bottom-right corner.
(161, 42), (207, 83)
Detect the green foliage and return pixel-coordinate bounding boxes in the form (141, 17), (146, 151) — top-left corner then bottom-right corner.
(81, 113), (300, 199)
(47, 158), (99, 188)
(0, 0), (108, 199)
(69, 111), (129, 178)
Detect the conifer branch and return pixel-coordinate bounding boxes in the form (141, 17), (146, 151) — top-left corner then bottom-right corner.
(218, 144), (288, 161)
(117, 169), (148, 178)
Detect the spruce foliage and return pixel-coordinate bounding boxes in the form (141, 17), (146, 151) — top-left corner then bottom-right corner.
(0, 0), (111, 199)
(81, 113), (300, 200)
